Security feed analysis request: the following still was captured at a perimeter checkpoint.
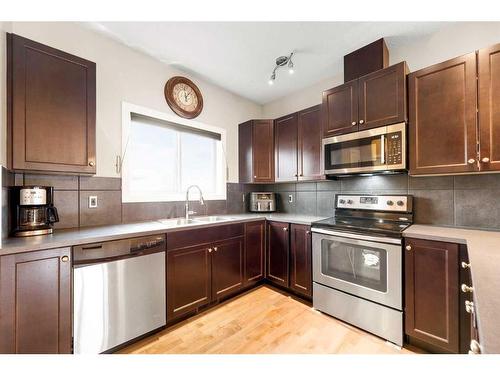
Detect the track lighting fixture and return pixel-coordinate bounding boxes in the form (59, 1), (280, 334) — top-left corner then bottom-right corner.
(268, 51), (295, 85)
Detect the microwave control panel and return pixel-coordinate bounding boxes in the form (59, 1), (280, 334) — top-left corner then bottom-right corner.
(386, 132), (402, 165)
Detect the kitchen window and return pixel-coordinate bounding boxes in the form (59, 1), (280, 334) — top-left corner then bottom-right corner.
(121, 103), (227, 202)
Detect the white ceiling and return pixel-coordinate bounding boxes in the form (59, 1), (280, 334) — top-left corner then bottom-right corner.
(85, 22), (446, 104)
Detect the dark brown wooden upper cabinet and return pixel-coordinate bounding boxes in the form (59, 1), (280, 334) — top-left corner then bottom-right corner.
(7, 33), (96, 174)
(289, 224), (312, 298)
(0, 248), (72, 354)
(298, 105), (323, 181)
(275, 113), (298, 182)
(322, 80), (358, 137)
(404, 238), (460, 353)
(478, 43), (500, 172)
(238, 120), (274, 183)
(409, 53), (478, 175)
(358, 61), (408, 130)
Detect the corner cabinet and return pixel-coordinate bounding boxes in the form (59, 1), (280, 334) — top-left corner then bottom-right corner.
(7, 33), (96, 174)
(404, 238), (471, 354)
(244, 220), (266, 285)
(238, 120), (274, 183)
(0, 248), (72, 354)
(322, 61), (407, 137)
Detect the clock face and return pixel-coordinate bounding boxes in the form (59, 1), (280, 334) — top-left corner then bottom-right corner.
(165, 77), (203, 119)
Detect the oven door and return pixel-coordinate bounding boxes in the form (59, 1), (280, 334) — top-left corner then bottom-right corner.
(322, 123), (405, 175)
(312, 229), (402, 310)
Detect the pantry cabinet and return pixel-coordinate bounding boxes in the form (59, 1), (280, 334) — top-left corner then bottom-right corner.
(238, 120), (274, 183)
(7, 33), (96, 174)
(404, 238), (471, 354)
(0, 248), (72, 354)
(322, 61), (407, 137)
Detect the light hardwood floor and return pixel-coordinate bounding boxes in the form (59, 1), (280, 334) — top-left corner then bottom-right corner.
(120, 286), (419, 354)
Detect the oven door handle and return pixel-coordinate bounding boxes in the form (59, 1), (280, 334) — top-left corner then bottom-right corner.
(311, 228), (402, 245)
(380, 134), (385, 165)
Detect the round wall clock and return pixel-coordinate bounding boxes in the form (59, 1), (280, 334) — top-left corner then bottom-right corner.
(164, 76), (204, 119)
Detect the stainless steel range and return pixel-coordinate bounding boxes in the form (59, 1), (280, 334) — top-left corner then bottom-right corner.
(311, 193), (413, 346)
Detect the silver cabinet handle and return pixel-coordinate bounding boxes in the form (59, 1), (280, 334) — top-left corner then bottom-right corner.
(351, 121), (357, 126)
(214, 247), (218, 252)
(61, 256), (69, 263)
(468, 158), (476, 164)
(461, 284), (474, 293)
(465, 300), (474, 314)
(89, 161), (95, 167)
(405, 245), (412, 251)
(282, 227), (288, 232)
(481, 157), (490, 163)
(359, 120), (364, 124)
(253, 175), (257, 178)
(461, 261), (471, 269)
(208, 248), (212, 253)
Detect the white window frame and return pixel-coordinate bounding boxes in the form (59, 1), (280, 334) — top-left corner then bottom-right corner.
(121, 102), (227, 203)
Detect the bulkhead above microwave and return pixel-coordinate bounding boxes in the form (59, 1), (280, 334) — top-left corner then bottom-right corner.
(323, 122), (406, 176)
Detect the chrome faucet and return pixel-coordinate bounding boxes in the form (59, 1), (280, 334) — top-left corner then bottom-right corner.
(185, 185), (205, 220)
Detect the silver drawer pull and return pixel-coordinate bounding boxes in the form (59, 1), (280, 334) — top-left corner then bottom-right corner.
(461, 261), (471, 269)
(461, 284), (474, 293)
(465, 300), (474, 314)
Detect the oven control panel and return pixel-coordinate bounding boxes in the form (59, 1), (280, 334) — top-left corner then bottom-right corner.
(336, 194), (411, 212)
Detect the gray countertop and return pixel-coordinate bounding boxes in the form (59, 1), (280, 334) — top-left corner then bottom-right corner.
(403, 224), (500, 354)
(0, 213), (326, 256)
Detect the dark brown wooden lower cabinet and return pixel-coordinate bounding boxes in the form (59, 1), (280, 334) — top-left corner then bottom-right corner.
(290, 224), (312, 298)
(404, 238), (461, 353)
(0, 248), (72, 354)
(266, 221), (290, 288)
(212, 238), (244, 301)
(244, 221), (265, 285)
(167, 245), (212, 322)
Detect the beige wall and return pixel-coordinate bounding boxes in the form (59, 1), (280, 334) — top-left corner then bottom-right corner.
(0, 22), (262, 181)
(262, 22), (500, 118)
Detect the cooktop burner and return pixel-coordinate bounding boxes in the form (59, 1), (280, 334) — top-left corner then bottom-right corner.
(311, 193), (414, 239)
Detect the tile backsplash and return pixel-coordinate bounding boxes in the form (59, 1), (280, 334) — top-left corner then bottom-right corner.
(3, 167), (500, 235)
(1, 167), (263, 236)
(261, 174), (500, 230)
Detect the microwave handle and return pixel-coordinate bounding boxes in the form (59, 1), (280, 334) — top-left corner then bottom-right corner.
(380, 134), (386, 164)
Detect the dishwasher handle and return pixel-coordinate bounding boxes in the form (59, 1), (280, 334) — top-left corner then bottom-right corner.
(73, 234), (166, 265)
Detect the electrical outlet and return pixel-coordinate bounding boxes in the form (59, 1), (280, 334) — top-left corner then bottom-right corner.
(88, 195), (98, 208)
(288, 194), (293, 203)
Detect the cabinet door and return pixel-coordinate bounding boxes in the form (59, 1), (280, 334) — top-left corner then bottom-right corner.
(478, 43), (500, 172)
(404, 238), (459, 353)
(275, 113), (298, 182)
(212, 237), (244, 301)
(266, 221), (289, 288)
(290, 224), (312, 298)
(0, 248), (71, 354)
(358, 62), (407, 130)
(252, 120), (275, 182)
(298, 105), (323, 181)
(8, 33), (96, 174)
(167, 245), (211, 321)
(322, 81), (358, 137)
(244, 221), (265, 285)
(409, 53), (478, 175)
(238, 120), (253, 183)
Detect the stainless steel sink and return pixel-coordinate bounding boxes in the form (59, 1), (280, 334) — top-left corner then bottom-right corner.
(193, 216), (233, 223)
(157, 218), (197, 226)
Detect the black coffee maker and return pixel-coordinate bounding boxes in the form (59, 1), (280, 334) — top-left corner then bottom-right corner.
(11, 186), (59, 237)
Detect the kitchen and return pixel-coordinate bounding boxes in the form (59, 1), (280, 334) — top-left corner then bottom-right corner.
(1, 3), (500, 372)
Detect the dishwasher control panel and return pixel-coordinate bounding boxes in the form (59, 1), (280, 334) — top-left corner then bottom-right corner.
(73, 234), (166, 265)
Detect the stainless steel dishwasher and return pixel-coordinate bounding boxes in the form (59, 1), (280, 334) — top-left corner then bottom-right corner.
(73, 234), (166, 354)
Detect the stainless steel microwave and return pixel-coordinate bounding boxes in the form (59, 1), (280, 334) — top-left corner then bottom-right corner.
(322, 122), (406, 176)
